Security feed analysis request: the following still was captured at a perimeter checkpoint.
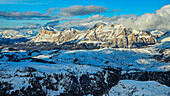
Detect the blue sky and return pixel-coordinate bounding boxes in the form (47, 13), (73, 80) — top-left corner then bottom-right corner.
(1, 0), (169, 15)
(0, 0), (170, 28)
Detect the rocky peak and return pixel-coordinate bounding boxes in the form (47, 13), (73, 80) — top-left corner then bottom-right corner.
(40, 27), (55, 35)
(32, 23), (158, 48)
(92, 23), (106, 29)
(62, 27), (79, 33)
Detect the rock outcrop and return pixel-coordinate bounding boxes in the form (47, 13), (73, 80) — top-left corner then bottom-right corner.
(33, 23), (158, 48)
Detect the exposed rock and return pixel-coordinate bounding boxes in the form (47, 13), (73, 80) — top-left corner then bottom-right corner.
(92, 23), (106, 29)
(32, 24), (158, 49)
(40, 27), (55, 35)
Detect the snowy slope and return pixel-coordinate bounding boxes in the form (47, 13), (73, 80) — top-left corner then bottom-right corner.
(0, 41), (169, 95)
(0, 42), (169, 72)
(29, 42), (169, 72)
(108, 80), (170, 96)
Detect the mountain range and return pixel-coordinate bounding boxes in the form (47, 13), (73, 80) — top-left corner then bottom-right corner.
(33, 23), (161, 49)
(0, 22), (169, 96)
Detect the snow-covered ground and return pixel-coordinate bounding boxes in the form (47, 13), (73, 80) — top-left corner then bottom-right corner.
(1, 46), (169, 71)
(1, 61), (169, 95)
(0, 42), (169, 72)
(0, 61), (102, 76)
(0, 41), (169, 95)
(108, 80), (170, 96)
(49, 48), (169, 71)
(0, 62), (102, 95)
(28, 42), (169, 72)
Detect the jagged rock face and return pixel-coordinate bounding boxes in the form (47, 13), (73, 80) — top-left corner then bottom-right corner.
(33, 27), (81, 44)
(33, 27), (56, 42)
(33, 24), (157, 48)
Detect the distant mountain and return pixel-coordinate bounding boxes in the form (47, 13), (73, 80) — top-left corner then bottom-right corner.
(0, 37), (30, 46)
(0, 24), (41, 39)
(33, 23), (158, 48)
(158, 31), (170, 42)
(0, 24), (41, 45)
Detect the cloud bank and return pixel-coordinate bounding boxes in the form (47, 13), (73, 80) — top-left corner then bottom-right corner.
(49, 15), (115, 30)
(58, 5), (107, 17)
(0, 11), (58, 20)
(115, 5), (170, 30)
(110, 9), (122, 12)
(48, 5), (170, 31)
(0, 5), (109, 20)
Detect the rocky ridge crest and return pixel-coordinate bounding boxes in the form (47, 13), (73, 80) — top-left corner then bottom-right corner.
(33, 23), (157, 48)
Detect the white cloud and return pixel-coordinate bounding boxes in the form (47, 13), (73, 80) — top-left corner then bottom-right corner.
(45, 5), (170, 31)
(115, 5), (170, 31)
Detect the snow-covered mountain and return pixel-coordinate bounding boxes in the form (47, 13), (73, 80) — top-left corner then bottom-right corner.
(0, 40), (169, 95)
(0, 24), (41, 39)
(0, 22), (169, 95)
(33, 23), (158, 48)
(158, 31), (170, 42)
(0, 24), (41, 45)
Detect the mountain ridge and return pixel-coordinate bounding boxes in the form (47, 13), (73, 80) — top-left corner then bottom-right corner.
(32, 23), (158, 48)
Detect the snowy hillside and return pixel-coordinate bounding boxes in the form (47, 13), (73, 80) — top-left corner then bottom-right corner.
(109, 80), (170, 96)
(0, 41), (169, 95)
